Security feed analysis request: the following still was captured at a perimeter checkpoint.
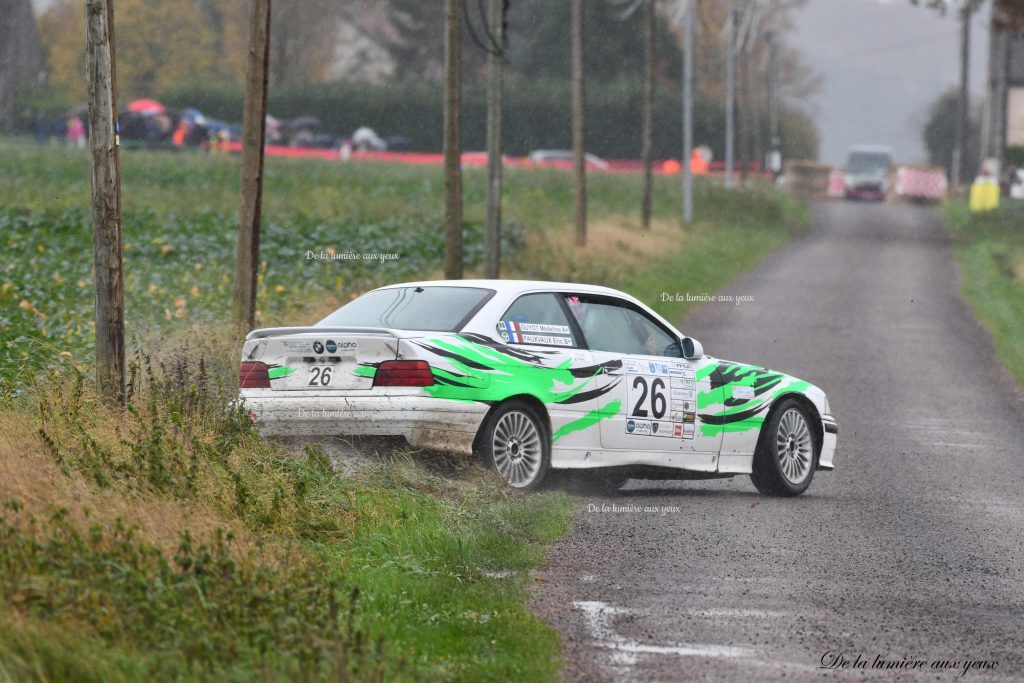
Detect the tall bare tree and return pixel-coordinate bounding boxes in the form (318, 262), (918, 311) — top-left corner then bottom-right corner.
(484, 0), (506, 278)
(86, 0), (125, 404)
(641, 0), (656, 229)
(0, 0), (46, 125)
(444, 0), (464, 279)
(571, 0), (586, 246)
(234, 0), (271, 332)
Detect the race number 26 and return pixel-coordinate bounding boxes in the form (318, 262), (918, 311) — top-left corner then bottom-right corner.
(631, 376), (666, 419)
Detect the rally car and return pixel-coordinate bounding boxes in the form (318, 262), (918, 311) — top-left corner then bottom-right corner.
(239, 280), (837, 496)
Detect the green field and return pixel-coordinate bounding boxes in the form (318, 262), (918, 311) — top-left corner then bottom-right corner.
(942, 201), (1024, 387)
(0, 138), (807, 681)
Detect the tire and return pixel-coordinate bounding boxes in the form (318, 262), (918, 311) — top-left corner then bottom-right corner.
(750, 398), (818, 497)
(479, 400), (550, 491)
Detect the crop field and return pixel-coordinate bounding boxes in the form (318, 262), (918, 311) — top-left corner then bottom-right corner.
(0, 138), (805, 395)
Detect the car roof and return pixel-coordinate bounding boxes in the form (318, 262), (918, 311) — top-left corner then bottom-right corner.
(374, 279), (633, 298)
(371, 279), (647, 304)
(848, 145), (893, 155)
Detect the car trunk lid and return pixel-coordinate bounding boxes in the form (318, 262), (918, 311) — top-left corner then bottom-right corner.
(243, 326), (401, 391)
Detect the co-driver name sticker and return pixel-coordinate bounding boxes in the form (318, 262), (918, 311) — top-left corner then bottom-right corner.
(521, 334), (573, 346)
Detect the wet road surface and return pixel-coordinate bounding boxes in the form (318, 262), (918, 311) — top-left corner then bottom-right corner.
(532, 201), (1024, 682)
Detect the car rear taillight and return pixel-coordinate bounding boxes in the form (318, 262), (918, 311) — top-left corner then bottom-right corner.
(373, 360), (434, 387)
(239, 361), (270, 388)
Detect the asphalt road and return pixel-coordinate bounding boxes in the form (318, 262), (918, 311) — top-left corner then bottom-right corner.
(532, 201), (1024, 682)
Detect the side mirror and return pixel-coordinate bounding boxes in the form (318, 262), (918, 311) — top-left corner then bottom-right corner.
(682, 337), (704, 360)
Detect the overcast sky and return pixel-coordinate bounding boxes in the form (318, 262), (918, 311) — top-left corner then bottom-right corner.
(792, 0), (991, 165)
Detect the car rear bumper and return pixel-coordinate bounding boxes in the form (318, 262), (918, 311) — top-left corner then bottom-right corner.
(818, 414), (838, 470)
(846, 188), (886, 201)
(240, 389), (489, 456)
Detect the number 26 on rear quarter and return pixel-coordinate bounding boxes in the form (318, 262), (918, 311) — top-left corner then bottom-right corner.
(307, 366), (333, 387)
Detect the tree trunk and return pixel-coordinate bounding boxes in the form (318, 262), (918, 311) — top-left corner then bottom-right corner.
(484, 0), (504, 278)
(86, 0), (125, 404)
(571, 0), (586, 246)
(444, 0), (464, 279)
(681, 0), (694, 225)
(724, 4), (736, 189)
(234, 0), (271, 333)
(952, 5), (972, 190)
(640, 0), (655, 229)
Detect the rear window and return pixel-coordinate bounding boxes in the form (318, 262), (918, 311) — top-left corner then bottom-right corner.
(847, 152), (891, 173)
(317, 286), (493, 332)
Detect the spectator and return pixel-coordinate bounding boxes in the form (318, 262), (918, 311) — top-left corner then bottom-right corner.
(66, 115), (86, 149)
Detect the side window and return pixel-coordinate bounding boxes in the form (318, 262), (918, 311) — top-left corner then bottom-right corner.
(497, 293), (579, 348)
(564, 295), (680, 357)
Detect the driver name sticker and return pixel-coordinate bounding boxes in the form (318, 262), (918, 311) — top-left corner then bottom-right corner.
(498, 321), (573, 346)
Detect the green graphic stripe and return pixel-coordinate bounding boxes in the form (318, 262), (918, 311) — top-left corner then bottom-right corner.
(268, 366), (296, 379)
(420, 337), (600, 406)
(552, 400), (622, 444)
(700, 417), (766, 437)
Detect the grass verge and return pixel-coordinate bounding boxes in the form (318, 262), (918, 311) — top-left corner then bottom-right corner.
(0, 344), (575, 681)
(941, 201), (1024, 387)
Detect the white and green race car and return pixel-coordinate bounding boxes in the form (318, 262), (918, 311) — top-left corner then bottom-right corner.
(240, 280), (837, 495)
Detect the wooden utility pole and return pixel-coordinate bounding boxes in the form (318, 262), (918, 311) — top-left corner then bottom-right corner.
(484, 0), (505, 278)
(724, 4), (737, 189)
(86, 0), (125, 405)
(952, 3), (972, 191)
(571, 0), (586, 246)
(641, 0), (656, 229)
(681, 0), (694, 225)
(444, 0), (464, 279)
(234, 0), (271, 333)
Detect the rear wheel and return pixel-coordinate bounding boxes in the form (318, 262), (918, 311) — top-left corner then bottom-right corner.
(750, 399), (817, 497)
(480, 400), (550, 491)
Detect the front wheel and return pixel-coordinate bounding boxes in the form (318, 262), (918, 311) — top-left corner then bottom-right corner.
(750, 399), (817, 497)
(480, 400), (550, 491)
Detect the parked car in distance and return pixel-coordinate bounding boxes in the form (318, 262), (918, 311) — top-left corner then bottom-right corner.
(844, 144), (894, 201)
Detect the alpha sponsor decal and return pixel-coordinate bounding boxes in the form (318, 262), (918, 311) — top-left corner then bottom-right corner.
(624, 418), (676, 438)
(335, 339), (358, 355)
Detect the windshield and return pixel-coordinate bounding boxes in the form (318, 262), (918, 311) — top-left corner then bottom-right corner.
(847, 152), (891, 174)
(317, 286), (493, 332)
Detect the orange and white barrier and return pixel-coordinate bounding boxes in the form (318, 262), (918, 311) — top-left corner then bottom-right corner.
(895, 166), (947, 203)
